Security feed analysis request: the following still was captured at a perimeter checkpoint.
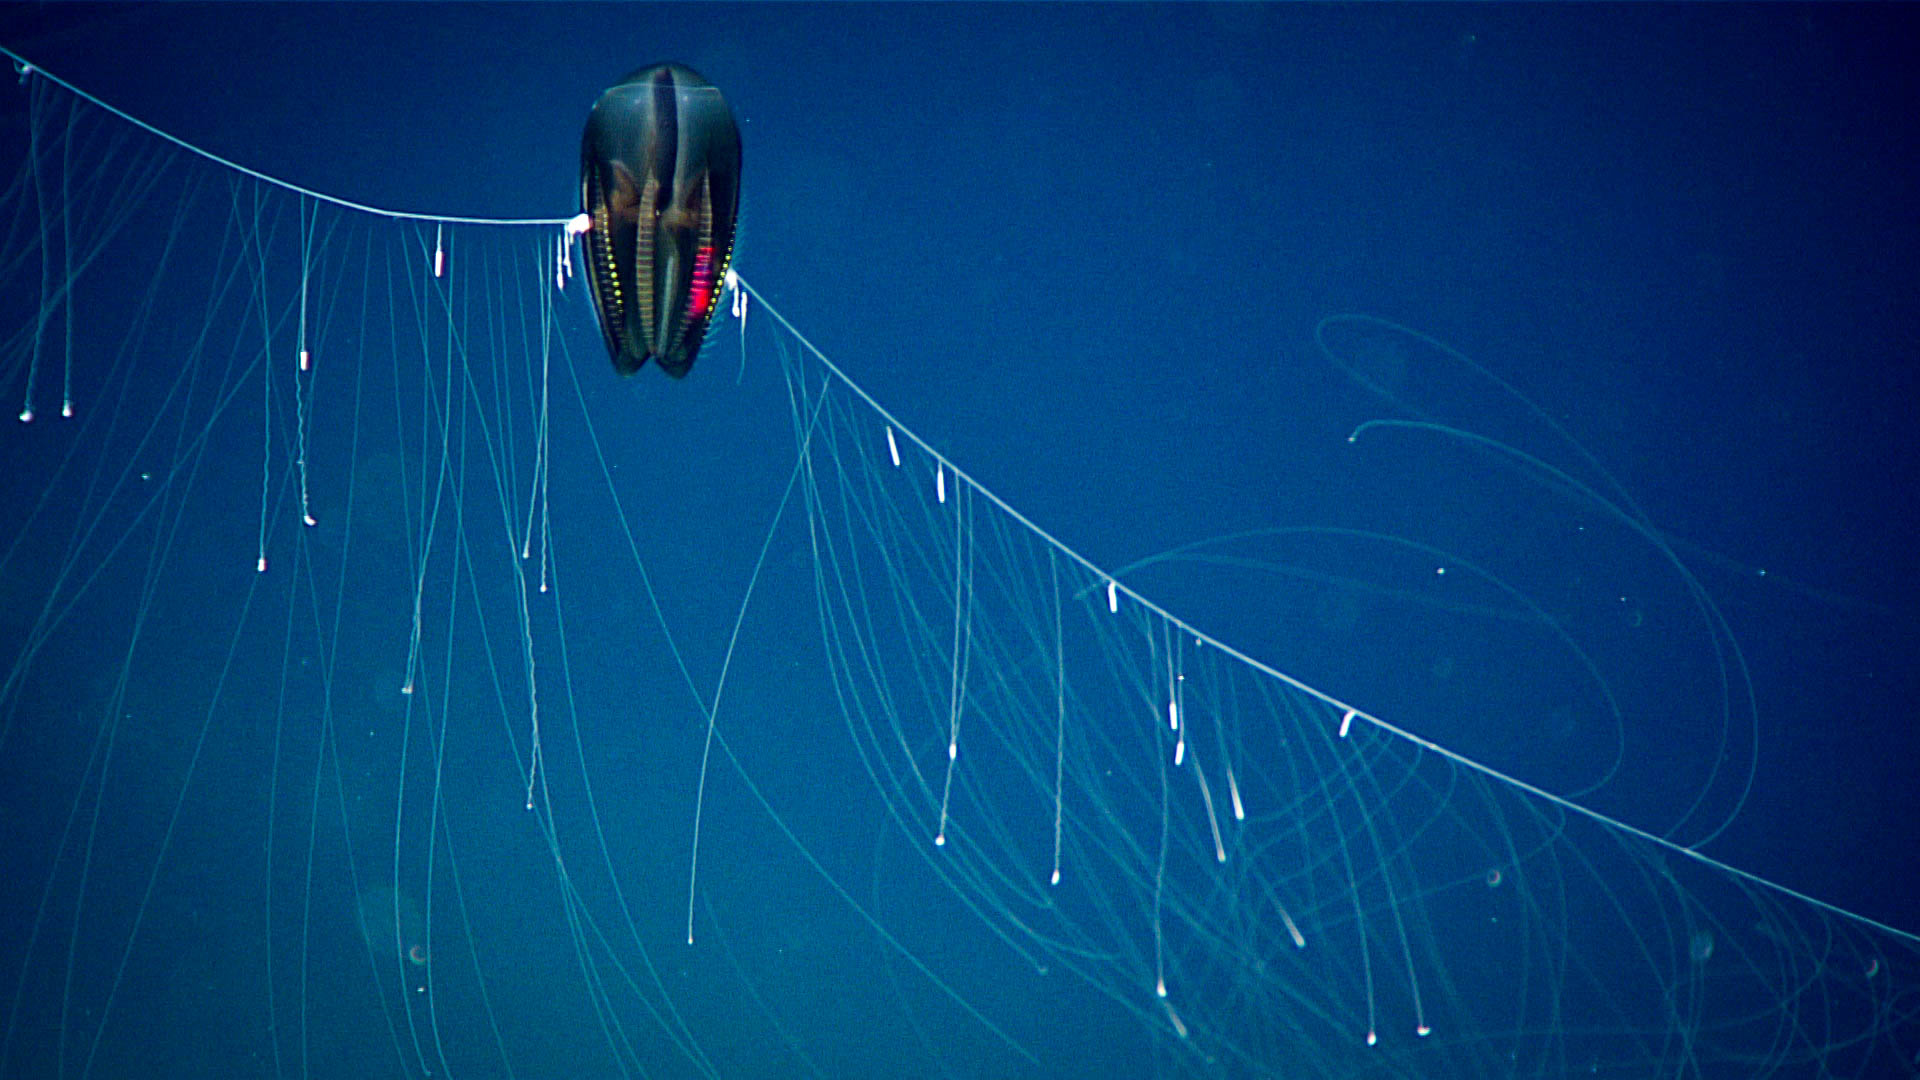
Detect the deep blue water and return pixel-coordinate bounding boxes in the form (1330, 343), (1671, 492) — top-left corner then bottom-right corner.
(3, 4), (1918, 1077)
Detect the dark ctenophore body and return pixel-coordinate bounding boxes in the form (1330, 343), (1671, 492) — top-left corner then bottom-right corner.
(580, 63), (741, 378)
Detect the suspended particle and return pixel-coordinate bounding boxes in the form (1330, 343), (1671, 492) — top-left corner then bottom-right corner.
(1689, 929), (1714, 964)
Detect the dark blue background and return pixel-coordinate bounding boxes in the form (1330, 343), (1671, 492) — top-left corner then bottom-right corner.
(4, 1), (1919, 1071)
